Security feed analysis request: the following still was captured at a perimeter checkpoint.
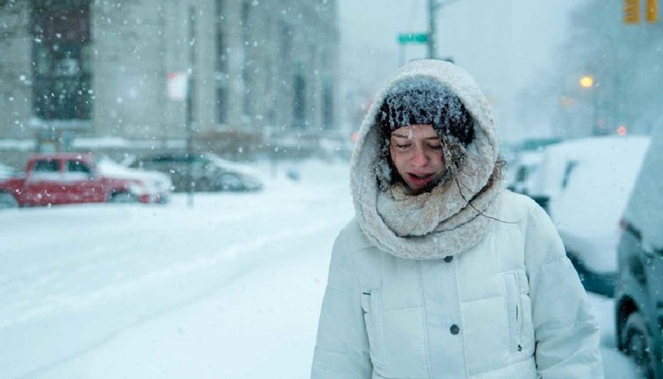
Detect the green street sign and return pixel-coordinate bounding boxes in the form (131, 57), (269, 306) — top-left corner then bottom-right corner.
(398, 33), (429, 45)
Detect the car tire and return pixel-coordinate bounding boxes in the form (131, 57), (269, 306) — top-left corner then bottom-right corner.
(621, 311), (655, 379)
(109, 192), (139, 203)
(0, 192), (18, 209)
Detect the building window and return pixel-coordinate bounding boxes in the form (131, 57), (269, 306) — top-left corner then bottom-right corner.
(241, 1), (251, 117)
(216, 85), (227, 126)
(294, 73), (306, 129)
(215, 0), (228, 125)
(215, 0), (224, 19)
(31, 0), (92, 121)
(322, 78), (334, 130)
(279, 22), (292, 65)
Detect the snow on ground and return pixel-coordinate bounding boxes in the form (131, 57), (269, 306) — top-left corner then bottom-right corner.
(0, 159), (641, 378)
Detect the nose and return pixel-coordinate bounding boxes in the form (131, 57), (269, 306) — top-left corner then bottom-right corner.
(411, 145), (429, 167)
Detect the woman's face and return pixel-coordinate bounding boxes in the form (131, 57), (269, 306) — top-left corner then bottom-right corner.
(389, 124), (445, 191)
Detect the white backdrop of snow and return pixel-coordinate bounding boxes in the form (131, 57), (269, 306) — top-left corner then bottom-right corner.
(0, 159), (639, 378)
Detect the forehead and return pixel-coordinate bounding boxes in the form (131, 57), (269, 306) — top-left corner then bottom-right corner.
(391, 124), (438, 139)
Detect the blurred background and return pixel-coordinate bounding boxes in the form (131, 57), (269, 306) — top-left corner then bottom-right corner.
(1, 0), (662, 378)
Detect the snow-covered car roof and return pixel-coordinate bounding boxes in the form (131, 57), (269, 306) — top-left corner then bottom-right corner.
(541, 136), (650, 274)
(202, 153), (261, 178)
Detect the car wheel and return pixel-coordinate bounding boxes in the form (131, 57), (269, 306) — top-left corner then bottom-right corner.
(109, 192), (139, 203)
(621, 312), (655, 379)
(0, 192), (18, 209)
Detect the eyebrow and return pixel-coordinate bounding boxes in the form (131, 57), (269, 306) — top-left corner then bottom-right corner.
(391, 133), (440, 140)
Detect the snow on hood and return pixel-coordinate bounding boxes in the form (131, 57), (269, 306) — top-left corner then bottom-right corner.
(204, 153), (261, 179)
(96, 158), (172, 192)
(548, 136), (651, 273)
(352, 59), (499, 168)
(351, 60), (499, 194)
(349, 59), (502, 259)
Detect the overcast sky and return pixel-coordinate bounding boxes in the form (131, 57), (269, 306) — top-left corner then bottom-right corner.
(337, 0), (582, 142)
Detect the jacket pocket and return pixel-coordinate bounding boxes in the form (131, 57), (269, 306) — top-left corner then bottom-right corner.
(361, 290), (384, 367)
(504, 273), (522, 354)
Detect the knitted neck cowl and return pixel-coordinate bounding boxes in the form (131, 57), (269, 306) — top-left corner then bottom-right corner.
(351, 60), (503, 260)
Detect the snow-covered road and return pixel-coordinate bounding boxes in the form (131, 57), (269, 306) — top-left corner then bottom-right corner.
(0, 160), (639, 378)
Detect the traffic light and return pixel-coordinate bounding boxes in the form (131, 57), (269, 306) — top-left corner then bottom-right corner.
(647, 0), (658, 23)
(624, 0), (640, 24)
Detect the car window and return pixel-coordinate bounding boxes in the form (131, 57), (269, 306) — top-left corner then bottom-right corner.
(30, 159), (61, 180)
(156, 156), (174, 163)
(562, 161), (578, 189)
(33, 160), (59, 173)
(67, 160), (92, 174)
(515, 165), (527, 182)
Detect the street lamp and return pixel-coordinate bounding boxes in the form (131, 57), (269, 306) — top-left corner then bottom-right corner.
(579, 75), (594, 89)
(579, 75), (599, 135)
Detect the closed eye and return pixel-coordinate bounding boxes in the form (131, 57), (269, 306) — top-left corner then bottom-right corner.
(395, 144), (411, 150)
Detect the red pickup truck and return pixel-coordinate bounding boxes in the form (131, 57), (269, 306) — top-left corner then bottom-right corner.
(0, 153), (172, 208)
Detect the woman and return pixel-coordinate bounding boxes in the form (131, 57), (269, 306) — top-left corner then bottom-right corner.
(311, 60), (604, 378)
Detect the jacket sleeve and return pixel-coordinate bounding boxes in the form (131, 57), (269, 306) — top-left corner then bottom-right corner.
(311, 229), (372, 379)
(524, 202), (605, 379)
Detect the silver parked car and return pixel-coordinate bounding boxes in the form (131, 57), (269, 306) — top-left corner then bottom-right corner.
(130, 152), (263, 193)
(615, 125), (663, 379)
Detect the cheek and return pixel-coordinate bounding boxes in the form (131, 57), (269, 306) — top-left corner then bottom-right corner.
(389, 150), (406, 172)
(433, 152), (445, 170)
(388, 146), (399, 165)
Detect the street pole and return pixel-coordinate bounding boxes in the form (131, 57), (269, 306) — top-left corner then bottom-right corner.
(428, 0), (462, 60)
(268, 126), (277, 180)
(591, 86), (599, 135)
(580, 75), (600, 136)
(428, 0), (438, 59)
(186, 4), (196, 208)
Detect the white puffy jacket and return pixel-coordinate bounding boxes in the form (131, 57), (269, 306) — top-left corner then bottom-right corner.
(312, 191), (604, 379)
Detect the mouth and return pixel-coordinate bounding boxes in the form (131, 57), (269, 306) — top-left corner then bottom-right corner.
(407, 172), (435, 187)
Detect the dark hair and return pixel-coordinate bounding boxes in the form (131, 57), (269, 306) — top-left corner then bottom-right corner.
(377, 78), (475, 147)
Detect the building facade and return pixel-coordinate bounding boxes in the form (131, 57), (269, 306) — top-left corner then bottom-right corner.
(0, 0), (339, 148)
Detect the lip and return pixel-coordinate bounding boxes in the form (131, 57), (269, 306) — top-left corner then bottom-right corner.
(407, 172), (434, 187)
